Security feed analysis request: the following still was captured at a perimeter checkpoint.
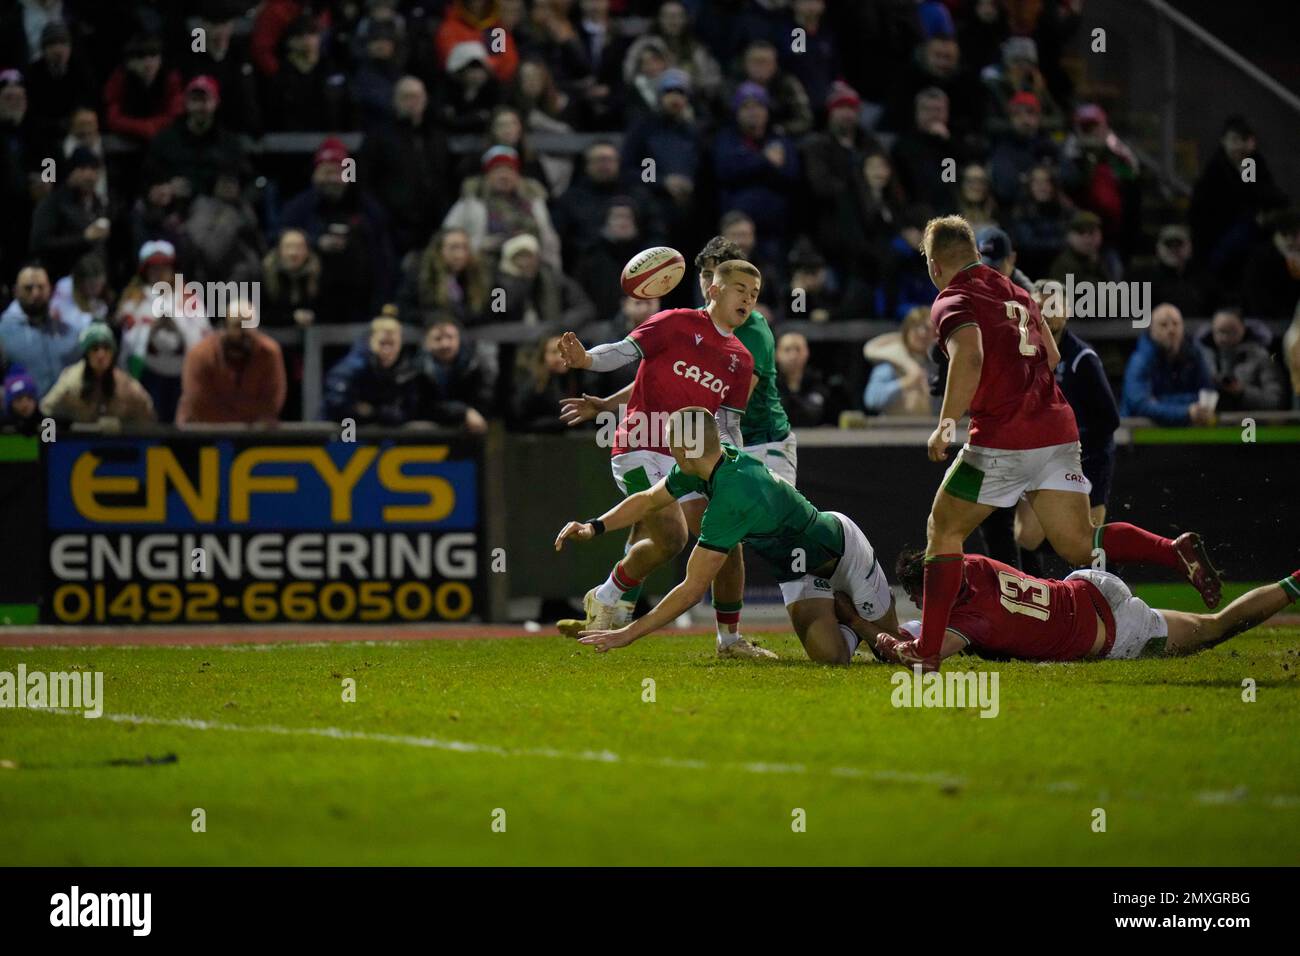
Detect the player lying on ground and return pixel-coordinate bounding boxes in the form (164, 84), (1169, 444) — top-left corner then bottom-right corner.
(914, 214), (1222, 671)
(836, 549), (1300, 666)
(558, 237), (794, 654)
(555, 408), (898, 662)
(554, 259), (769, 658)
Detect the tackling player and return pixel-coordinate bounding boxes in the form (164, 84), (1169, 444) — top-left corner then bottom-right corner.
(842, 549), (1300, 665)
(912, 215), (1221, 670)
(556, 408), (899, 661)
(554, 261), (768, 657)
(559, 238), (796, 654)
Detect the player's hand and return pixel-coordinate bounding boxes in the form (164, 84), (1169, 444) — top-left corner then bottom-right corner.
(868, 631), (906, 664)
(558, 331), (591, 370)
(895, 638), (941, 673)
(578, 626), (638, 652)
(558, 393), (609, 426)
(926, 423), (952, 462)
(554, 521), (596, 550)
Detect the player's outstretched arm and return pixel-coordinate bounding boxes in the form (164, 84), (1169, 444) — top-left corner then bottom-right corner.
(559, 382), (634, 426)
(553, 479), (677, 551)
(579, 544), (728, 651)
(557, 331), (591, 369)
(929, 325), (983, 462)
(1163, 572), (1300, 655)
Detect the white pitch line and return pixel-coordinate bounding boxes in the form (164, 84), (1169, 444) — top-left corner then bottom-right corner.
(29, 709), (1300, 810)
(36, 708), (963, 788)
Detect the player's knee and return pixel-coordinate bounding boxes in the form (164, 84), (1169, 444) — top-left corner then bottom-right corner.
(807, 642), (850, 665)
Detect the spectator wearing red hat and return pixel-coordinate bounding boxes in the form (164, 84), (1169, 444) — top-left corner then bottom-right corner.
(103, 34), (183, 142)
(980, 35), (1064, 136)
(279, 137), (397, 324)
(441, 145), (562, 270)
(987, 90), (1059, 207)
(801, 81), (882, 276)
(147, 74), (247, 200)
(182, 2), (263, 135)
(713, 82), (801, 267)
(435, 0), (519, 86)
(266, 14), (349, 131)
(1059, 102), (1141, 260)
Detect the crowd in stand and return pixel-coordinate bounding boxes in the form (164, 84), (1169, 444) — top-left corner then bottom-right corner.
(1, 0), (1299, 437)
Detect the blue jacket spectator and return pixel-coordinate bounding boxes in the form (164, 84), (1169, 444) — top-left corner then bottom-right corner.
(714, 83), (800, 264)
(0, 265), (86, 395)
(321, 315), (414, 425)
(1121, 305), (1215, 426)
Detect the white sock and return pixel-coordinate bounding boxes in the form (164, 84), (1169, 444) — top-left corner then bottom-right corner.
(840, 625), (860, 658)
(594, 575), (624, 606)
(717, 626), (741, 648)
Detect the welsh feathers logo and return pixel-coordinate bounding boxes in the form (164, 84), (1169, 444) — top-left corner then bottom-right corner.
(728, 353), (739, 372)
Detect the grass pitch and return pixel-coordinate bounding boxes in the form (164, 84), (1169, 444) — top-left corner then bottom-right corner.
(2, 625), (1298, 866)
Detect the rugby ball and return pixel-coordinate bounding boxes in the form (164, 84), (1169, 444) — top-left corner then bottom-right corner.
(621, 246), (686, 299)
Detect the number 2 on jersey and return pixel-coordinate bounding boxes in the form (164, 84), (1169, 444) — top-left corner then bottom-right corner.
(1004, 301), (1038, 357)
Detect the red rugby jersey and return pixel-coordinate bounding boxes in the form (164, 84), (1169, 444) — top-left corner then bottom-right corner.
(931, 264), (1078, 450)
(613, 308), (753, 457)
(945, 555), (1115, 662)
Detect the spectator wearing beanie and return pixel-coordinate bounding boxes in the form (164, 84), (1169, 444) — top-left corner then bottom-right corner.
(726, 39), (813, 139)
(714, 82), (801, 267)
(436, 0), (519, 86)
(25, 21), (97, 147)
(620, 69), (704, 239)
(2, 371), (43, 435)
(42, 322), (156, 426)
(103, 33), (183, 142)
(441, 145), (561, 270)
(492, 231), (595, 328)
(28, 146), (110, 280)
(176, 301), (286, 425)
(433, 40), (501, 135)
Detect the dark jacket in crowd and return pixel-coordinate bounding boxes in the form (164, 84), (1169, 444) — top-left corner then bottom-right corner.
(778, 366), (831, 428)
(1190, 146), (1287, 284)
(279, 185), (396, 323)
(322, 340), (417, 424)
(493, 266), (597, 330)
(1127, 259), (1212, 320)
(1242, 240), (1300, 320)
(1195, 324), (1287, 412)
(411, 342), (497, 425)
(509, 365), (591, 433)
(147, 116), (247, 198)
(360, 114), (453, 255)
(28, 185), (109, 280)
(1055, 329), (1120, 457)
(550, 173), (665, 267)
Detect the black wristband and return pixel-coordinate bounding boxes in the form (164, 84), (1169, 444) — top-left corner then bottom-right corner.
(586, 518), (606, 536)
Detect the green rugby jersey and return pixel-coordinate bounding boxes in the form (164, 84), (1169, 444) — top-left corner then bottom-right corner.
(734, 309), (790, 446)
(664, 444), (843, 583)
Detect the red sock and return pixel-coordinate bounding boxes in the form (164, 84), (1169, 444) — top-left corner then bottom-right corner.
(918, 555), (964, 658)
(1098, 523), (1177, 569)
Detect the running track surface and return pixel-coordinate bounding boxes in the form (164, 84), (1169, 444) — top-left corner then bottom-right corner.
(0, 623), (701, 647)
(2, 617), (1298, 647)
